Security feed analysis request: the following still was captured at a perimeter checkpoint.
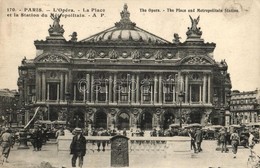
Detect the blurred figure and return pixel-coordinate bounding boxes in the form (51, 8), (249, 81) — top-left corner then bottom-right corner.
(70, 128), (86, 168)
(188, 128), (197, 153)
(219, 128), (228, 153)
(195, 128), (203, 152)
(0, 127), (12, 163)
(230, 129), (240, 158)
(97, 128), (107, 152)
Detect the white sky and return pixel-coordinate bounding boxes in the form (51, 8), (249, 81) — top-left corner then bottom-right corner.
(0, 0), (259, 91)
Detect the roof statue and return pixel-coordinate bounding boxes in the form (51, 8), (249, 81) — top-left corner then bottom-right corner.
(186, 15), (203, 41)
(173, 33), (181, 44)
(48, 13), (65, 37)
(69, 32), (78, 42)
(115, 3), (136, 29)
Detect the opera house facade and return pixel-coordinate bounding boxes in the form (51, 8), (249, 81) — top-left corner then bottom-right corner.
(17, 5), (232, 130)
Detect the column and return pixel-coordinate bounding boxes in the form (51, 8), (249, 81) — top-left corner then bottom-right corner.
(73, 84), (76, 101)
(189, 85), (192, 103)
(109, 74), (113, 103)
(203, 74), (206, 103)
(154, 74), (158, 104)
(96, 85), (99, 102)
(65, 73), (68, 94)
(199, 85), (202, 103)
(128, 75), (131, 104)
(106, 84), (108, 103)
(207, 75), (211, 104)
(158, 74), (162, 104)
(131, 74), (135, 103)
(57, 84), (60, 101)
(36, 71), (41, 101)
(83, 84), (86, 102)
(185, 74), (188, 103)
(91, 74), (94, 103)
(47, 83), (50, 100)
(42, 72), (46, 101)
(151, 85), (153, 104)
(60, 73), (64, 101)
(86, 74), (90, 102)
(136, 73), (140, 104)
(113, 73), (117, 103)
(173, 86), (175, 103)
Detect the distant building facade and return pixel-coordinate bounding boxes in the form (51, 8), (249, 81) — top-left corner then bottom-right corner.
(0, 89), (17, 126)
(17, 5), (231, 130)
(230, 89), (260, 125)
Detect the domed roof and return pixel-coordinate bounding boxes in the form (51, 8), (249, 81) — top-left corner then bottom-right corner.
(80, 4), (170, 44)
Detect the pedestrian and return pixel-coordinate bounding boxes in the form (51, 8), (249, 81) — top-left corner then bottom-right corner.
(0, 127), (12, 164)
(195, 128), (203, 152)
(230, 129), (240, 158)
(33, 126), (43, 151)
(248, 131), (255, 149)
(70, 128), (87, 168)
(188, 128), (197, 153)
(219, 128), (228, 153)
(123, 128), (127, 136)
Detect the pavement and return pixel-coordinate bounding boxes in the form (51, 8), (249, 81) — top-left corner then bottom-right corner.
(1, 140), (259, 168)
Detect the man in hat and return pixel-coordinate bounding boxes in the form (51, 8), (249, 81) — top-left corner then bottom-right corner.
(70, 128), (87, 168)
(0, 127), (12, 163)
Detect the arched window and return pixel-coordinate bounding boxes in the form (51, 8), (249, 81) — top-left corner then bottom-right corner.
(117, 112), (130, 130)
(140, 112), (153, 130)
(95, 111), (107, 129)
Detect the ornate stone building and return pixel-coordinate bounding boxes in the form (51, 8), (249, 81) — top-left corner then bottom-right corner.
(230, 89), (260, 125)
(17, 5), (232, 130)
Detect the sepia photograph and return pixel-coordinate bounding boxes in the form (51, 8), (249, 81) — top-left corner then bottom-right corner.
(0, 0), (260, 167)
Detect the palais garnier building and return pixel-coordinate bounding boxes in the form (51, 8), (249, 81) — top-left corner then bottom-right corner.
(17, 4), (232, 130)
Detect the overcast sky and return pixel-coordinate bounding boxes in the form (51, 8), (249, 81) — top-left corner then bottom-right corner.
(0, 0), (259, 91)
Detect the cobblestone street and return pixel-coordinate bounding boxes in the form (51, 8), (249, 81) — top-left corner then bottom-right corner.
(1, 140), (258, 168)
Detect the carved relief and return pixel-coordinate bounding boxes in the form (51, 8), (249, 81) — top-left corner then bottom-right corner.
(99, 51), (106, 58)
(86, 49), (96, 61)
(77, 51), (85, 58)
(184, 56), (211, 65)
(144, 52), (151, 59)
(109, 49), (119, 61)
(131, 50), (140, 62)
(39, 55), (68, 63)
(86, 108), (96, 117)
(121, 51), (129, 58)
(154, 50), (163, 62)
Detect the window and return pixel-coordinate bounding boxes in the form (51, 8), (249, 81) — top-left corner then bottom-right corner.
(49, 83), (58, 100)
(191, 85), (200, 102)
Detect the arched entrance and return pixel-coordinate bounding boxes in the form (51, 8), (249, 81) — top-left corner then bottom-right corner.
(117, 112), (130, 130)
(70, 110), (85, 128)
(95, 111), (107, 129)
(140, 112), (153, 130)
(163, 111), (175, 130)
(190, 110), (202, 124)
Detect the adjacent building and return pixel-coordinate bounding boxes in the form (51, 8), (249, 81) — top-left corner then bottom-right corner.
(17, 5), (232, 130)
(230, 89), (260, 125)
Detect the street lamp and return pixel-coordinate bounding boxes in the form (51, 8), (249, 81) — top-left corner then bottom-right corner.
(178, 91), (185, 127)
(65, 92), (71, 128)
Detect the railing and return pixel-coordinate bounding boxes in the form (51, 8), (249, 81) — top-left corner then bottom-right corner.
(57, 135), (190, 154)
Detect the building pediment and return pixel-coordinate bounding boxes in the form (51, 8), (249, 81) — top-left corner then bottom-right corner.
(179, 55), (215, 65)
(34, 52), (70, 63)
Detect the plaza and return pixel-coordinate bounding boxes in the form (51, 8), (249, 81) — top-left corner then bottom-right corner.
(1, 139), (258, 168)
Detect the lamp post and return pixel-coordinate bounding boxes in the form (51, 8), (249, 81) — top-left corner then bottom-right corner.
(65, 92), (71, 128)
(178, 91), (185, 128)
